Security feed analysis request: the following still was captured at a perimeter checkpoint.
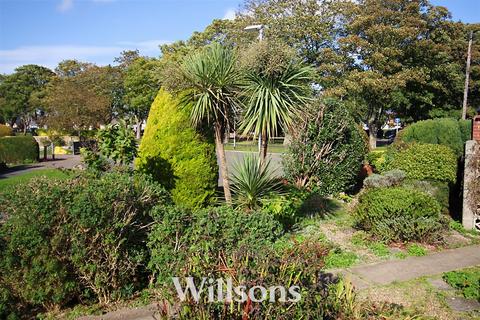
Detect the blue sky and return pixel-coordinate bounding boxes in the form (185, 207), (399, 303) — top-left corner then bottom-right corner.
(0, 0), (478, 74)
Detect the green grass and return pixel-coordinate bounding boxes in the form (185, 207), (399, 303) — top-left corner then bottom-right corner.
(443, 267), (480, 301)
(406, 243), (427, 257)
(325, 248), (358, 269)
(0, 169), (71, 193)
(224, 141), (286, 153)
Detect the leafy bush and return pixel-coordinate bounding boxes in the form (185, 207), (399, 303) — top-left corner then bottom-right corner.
(363, 170), (406, 189)
(147, 205), (283, 284)
(260, 188), (310, 228)
(443, 268), (480, 301)
(0, 172), (169, 310)
(136, 89), (218, 209)
(0, 125), (12, 137)
(283, 99), (367, 195)
(0, 136), (39, 164)
(354, 187), (446, 243)
(402, 180), (450, 214)
(97, 120), (137, 165)
(382, 143), (457, 183)
(399, 118), (470, 156)
(230, 155), (284, 210)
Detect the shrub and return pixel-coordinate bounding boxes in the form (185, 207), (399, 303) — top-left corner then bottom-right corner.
(402, 180), (450, 214)
(230, 155), (284, 210)
(283, 99), (367, 195)
(136, 89), (218, 209)
(382, 143), (457, 183)
(0, 172), (169, 310)
(97, 120), (137, 165)
(363, 169), (406, 189)
(354, 187), (445, 243)
(147, 206), (283, 285)
(0, 125), (12, 137)
(0, 136), (39, 164)
(399, 118), (470, 156)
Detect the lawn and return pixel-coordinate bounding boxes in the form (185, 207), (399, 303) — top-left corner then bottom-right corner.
(224, 140), (286, 153)
(0, 169), (71, 193)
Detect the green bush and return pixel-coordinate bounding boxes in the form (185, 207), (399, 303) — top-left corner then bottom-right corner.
(97, 120), (137, 165)
(283, 99), (367, 195)
(382, 143), (457, 183)
(354, 187), (446, 243)
(136, 89), (218, 209)
(0, 125), (12, 137)
(402, 180), (450, 214)
(0, 136), (39, 164)
(363, 170), (406, 189)
(0, 172), (169, 310)
(147, 206), (283, 284)
(399, 118), (470, 156)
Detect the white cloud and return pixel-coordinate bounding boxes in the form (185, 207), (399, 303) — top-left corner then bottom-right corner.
(223, 8), (236, 20)
(57, 0), (73, 12)
(0, 40), (170, 73)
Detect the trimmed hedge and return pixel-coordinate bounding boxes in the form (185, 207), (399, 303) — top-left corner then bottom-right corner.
(136, 89), (218, 209)
(0, 136), (39, 164)
(399, 118), (471, 156)
(354, 187), (445, 243)
(382, 143), (457, 183)
(0, 125), (12, 137)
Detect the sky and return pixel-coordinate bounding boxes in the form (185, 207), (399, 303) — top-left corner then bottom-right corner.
(0, 0), (478, 74)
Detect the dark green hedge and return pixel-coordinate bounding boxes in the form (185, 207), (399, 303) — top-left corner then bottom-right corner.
(399, 118), (472, 156)
(0, 136), (39, 164)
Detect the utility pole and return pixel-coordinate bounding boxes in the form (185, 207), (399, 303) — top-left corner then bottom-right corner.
(462, 30), (473, 120)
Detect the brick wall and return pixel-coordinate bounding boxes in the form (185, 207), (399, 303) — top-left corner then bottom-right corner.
(474, 116), (480, 142)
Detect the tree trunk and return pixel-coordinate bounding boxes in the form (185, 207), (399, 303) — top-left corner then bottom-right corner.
(260, 131), (268, 164)
(215, 125), (232, 204)
(368, 123), (377, 150)
(135, 118), (142, 140)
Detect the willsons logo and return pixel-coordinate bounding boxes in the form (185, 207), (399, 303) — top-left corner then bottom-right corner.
(172, 277), (301, 303)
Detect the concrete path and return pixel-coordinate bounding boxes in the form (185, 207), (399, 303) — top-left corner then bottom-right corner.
(0, 155), (82, 179)
(341, 245), (480, 289)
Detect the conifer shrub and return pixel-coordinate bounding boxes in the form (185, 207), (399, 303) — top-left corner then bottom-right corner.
(136, 89), (218, 209)
(0, 136), (39, 164)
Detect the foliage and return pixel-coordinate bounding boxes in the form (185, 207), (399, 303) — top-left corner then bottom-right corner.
(0, 125), (12, 137)
(97, 120), (137, 165)
(238, 39), (313, 157)
(0, 169), (70, 194)
(283, 98), (367, 195)
(136, 89), (218, 209)
(406, 244), (427, 257)
(0, 136), (39, 164)
(260, 188), (310, 229)
(324, 248), (358, 269)
(368, 243), (390, 258)
(399, 118), (470, 156)
(147, 205), (283, 284)
(363, 170), (406, 189)
(402, 180), (450, 214)
(178, 42), (242, 203)
(382, 143), (458, 184)
(80, 148), (109, 172)
(0, 172), (169, 310)
(443, 268), (480, 301)
(354, 187), (446, 243)
(0, 64), (55, 131)
(230, 154), (284, 210)
(122, 57), (161, 137)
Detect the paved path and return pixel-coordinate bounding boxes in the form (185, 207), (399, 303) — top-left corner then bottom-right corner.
(340, 244), (480, 289)
(0, 155), (82, 179)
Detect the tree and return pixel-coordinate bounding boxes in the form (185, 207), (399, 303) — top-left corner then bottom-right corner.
(44, 65), (111, 134)
(0, 65), (55, 133)
(239, 40), (314, 161)
(55, 59), (92, 78)
(123, 57), (161, 139)
(179, 43), (242, 204)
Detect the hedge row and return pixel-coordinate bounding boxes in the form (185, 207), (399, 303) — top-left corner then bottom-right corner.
(0, 136), (39, 165)
(0, 125), (12, 137)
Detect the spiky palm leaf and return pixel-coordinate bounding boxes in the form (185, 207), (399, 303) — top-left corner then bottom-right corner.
(239, 63), (313, 139)
(230, 154), (284, 210)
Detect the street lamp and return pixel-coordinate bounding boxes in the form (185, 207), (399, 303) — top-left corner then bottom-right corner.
(244, 24), (265, 152)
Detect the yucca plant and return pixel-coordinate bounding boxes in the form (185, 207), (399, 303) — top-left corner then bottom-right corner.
(230, 154), (284, 210)
(179, 43), (242, 204)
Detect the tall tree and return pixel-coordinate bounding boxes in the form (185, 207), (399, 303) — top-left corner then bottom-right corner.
(123, 57), (161, 139)
(179, 43), (242, 204)
(239, 40), (313, 161)
(0, 65), (55, 132)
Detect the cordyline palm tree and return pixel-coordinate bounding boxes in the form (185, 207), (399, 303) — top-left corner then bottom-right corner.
(179, 43), (241, 204)
(239, 63), (313, 162)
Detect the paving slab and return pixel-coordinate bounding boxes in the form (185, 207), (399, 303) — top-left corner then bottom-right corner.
(445, 296), (480, 312)
(77, 304), (160, 320)
(346, 245), (480, 288)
